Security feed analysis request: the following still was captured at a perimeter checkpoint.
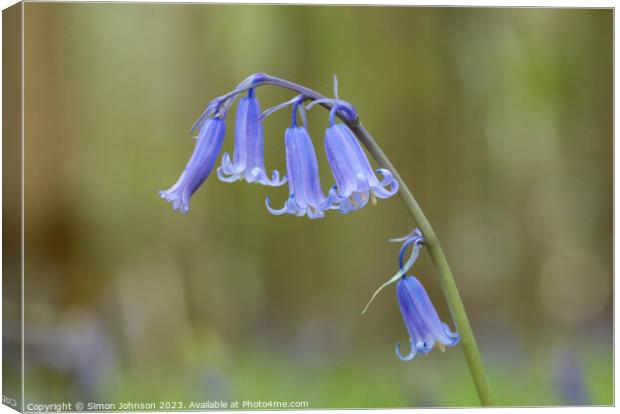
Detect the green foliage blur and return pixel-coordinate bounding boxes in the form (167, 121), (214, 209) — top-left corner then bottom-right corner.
(12, 3), (612, 407)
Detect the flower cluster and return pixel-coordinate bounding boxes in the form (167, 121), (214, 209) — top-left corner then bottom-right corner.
(362, 229), (459, 361)
(160, 75), (399, 218)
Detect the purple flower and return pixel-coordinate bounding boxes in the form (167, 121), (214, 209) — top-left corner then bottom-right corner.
(395, 275), (459, 361)
(159, 117), (226, 214)
(266, 100), (332, 219)
(217, 89), (285, 186)
(361, 229), (458, 361)
(323, 107), (398, 214)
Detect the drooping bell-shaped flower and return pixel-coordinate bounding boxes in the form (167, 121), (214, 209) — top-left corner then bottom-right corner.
(324, 106), (399, 214)
(395, 275), (460, 361)
(360, 229), (459, 361)
(266, 101), (332, 219)
(159, 117), (226, 214)
(217, 89), (285, 186)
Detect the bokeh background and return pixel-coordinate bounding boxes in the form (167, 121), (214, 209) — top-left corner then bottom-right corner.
(6, 3), (613, 408)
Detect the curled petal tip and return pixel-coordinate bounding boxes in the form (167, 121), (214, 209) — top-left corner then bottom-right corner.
(443, 325), (460, 347)
(216, 167), (239, 183)
(372, 169), (399, 199)
(256, 168), (287, 187)
(268, 171), (287, 187)
(265, 196), (287, 216)
(395, 341), (416, 362)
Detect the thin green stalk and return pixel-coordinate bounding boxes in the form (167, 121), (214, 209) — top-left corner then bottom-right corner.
(348, 122), (495, 406)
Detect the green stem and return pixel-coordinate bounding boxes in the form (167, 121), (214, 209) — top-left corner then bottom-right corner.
(348, 122), (495, 406)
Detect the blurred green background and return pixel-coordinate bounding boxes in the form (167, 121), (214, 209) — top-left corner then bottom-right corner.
(10, 3), (614, 408)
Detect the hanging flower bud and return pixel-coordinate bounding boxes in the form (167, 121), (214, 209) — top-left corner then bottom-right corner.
(217, 89), (285, 186)
(266, 99), (333, 219)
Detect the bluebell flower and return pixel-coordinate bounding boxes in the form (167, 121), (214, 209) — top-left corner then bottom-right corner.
(361, 229), (459, 361)
(323, 106), (399, 214)
(159, 117), (226, 214)
(266, 100), (332, 219)
(217, 89), (286, 186)
(395, 274), (460, 361)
